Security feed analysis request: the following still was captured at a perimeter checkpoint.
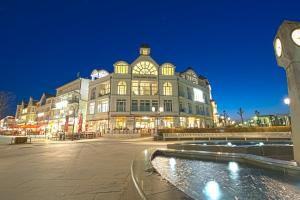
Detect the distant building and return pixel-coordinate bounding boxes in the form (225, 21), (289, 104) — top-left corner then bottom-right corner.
(251, 114), (291, 127)
(36, 93), (56, 133)
(15, 97), (39, 128)
(86, 45), (215, 135)
(0, 116), (16, 130)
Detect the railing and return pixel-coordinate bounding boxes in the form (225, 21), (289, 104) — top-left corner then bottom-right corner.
(161, 132), (291, 141)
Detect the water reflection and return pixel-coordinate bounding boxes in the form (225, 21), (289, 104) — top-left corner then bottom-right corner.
(203, 181), (222, 200)
(152, 156), (300, 200)
(228, 161), (239, 180)
(169, 157), (176, 171)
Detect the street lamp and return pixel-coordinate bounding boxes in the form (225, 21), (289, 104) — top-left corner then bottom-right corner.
(152, 106), (164, 137)
(284, 97), (290, 105)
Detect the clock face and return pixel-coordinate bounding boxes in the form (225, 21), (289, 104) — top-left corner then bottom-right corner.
(292, 29), (300, 46)
(275, 38), (282, 57)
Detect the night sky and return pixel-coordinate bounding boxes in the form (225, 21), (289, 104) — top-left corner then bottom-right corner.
(1, 0), (299, 119)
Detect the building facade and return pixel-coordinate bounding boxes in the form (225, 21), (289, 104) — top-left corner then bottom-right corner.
(15, 97), (39, 128)
(36, 93), (55, 133)
(0, 116), (16, 130)
(48, 78), (90, 134)
(86, 45), (215, 134)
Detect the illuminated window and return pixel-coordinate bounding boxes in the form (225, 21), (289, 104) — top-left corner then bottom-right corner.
(140, 82), (151, 95)
(115, 62), (128, 74)
(89, 102), (95, 114)
(193, 88), (204, 102)
(116, 117), (126, 129)
(163, 117), (174, 128)
(132, 61), (157, 75)
(132, 81), (139, 95)
(162, 64), (174, 75)
(163, 82), (172, 96)
(117, 81), (127, 95)
(97, 99), (109, 112)
(131, 81), (158, 95)
(151, 83), (158, 95)
(99, 83), (110, 96)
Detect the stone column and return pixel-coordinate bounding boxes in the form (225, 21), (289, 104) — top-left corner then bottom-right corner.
(274, 20), (300, 163)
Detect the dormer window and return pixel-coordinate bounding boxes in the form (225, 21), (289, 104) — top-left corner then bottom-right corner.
(114, 62), (128, 74)
(162, 64), (174, 75)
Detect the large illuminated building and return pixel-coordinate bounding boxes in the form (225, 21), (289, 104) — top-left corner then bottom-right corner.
(86, 45), (215, 134)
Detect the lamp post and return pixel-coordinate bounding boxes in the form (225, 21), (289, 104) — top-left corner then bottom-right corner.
(152, 106), (163, 137)
(69, 104), (78, 141)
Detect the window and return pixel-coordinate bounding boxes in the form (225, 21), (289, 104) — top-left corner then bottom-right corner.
(140, 82), (151, 95)
(180, 117), (186, 127)
(163, 82), (172, 96)
(164, 100), (172, 112)
(117, 81), (127, 95)
(97, 99), (109, 112)
(140, 100), (151, 112)
(196, 105), (200, 114)
(89, 102), (95, 114)
(187, 87), (193, 100)
(132, 81), (139, 95)
(115, 62), (128, 74)
(193, 88), (204, 103)
(116, 117), (126, 129)
(90, 88), (96, 100)
(152, 83), (158, 95)
(132, 61), (157, 75)
(162, 64), (174, 75)
(179, 101), (184, 112)
(116, 100), (126, 112)
(99, 84), (110, 96)
(132, 100), (138, 111)
(188, 103), (193, 114)
(179, 85), (185, 97)
(132, 81), (158, 95)
(152, 100), (158, 112)
(206, 107), (210, 116)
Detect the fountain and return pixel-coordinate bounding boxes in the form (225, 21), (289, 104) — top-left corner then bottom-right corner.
(130, 20), (300, 200)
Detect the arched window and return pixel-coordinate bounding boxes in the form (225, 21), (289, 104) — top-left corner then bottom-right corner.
(132, 61), (157, 75)
(163, 82), (172, 96)
(115, 62), (128, 74)
(162, 64), (174, 75)
(117, 81), (127, 95)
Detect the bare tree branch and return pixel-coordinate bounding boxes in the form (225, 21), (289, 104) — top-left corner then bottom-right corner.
(0, 91), (15, 119)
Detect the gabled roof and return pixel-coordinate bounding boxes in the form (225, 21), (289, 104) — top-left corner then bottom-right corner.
(44, 93), (55, 99)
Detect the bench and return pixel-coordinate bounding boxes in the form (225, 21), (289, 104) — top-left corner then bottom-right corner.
(10, 136), (30, 144)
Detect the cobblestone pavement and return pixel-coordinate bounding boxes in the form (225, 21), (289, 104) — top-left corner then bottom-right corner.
(0, 138), (167, 200)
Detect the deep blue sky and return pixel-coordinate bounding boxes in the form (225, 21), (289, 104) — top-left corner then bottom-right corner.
(0, 0), (299, 119)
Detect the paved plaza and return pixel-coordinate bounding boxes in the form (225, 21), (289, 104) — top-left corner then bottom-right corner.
(0, 138), (167, 200)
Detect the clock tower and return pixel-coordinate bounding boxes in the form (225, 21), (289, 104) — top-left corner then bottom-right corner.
(274, 20), (300, 163)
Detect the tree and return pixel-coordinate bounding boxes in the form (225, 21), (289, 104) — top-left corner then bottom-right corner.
(0, 91), (15, 119)
(237, 107), (244, 124)
(254, 110), (261, 126)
